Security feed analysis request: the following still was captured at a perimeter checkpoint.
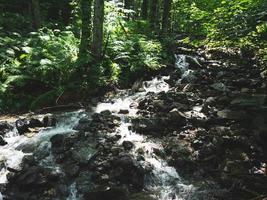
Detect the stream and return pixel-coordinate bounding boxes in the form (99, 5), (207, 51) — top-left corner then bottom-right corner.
(0, 55), (224, 200)
(94, 75), (196, 200)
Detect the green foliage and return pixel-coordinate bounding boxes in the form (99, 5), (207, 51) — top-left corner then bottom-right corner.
(173, 0), (267, 65)
(102, 2), (164, 86)
(0, 12), (31, 32)
(0, 28), (79, 111)
(1, 0), (266, 112)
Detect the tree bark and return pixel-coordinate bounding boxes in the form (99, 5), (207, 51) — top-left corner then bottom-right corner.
(31, 0), (41, 29)
(149, 0), (159, 30)
(78, 0), (92, 65)
(141, 0), (148, 19)
(92, 0), (105, 62)
(162, 0), (172, 35)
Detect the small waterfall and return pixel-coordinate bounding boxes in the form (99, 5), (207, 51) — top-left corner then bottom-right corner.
(1, 55), (222, 199)
(0, 110), (86, 186)
(95, 72), (198, 200)
(175, 54), (189, 74)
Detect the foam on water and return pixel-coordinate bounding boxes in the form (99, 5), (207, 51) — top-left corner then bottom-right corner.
(95, 71), (198, 200)
(0, 109), (86, 186)
(66, 182), (80, 200)
(0, 55), (219, 199)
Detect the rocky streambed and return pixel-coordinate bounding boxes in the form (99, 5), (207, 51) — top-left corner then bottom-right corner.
(0, 47), (267, 200)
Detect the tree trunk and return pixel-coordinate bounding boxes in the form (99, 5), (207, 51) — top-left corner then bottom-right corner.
(162, 0), (172, 35)
(31, 0), (41, 29)
(149, 0), (159, 30)
(78, 0), (92, 65)
(124, 0), (132, 9)
(141, 0), (148, 19)
(92, 0), (105, 62)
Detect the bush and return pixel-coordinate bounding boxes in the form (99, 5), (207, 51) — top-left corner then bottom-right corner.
(102, 2), (165, 86)
(0, 28), (79, 111)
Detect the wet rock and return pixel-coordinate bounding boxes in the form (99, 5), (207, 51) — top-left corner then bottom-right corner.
(205, 97), (217, 106)
(62, 161), (80, 177)
(132, 115), (186, 136)
(71, 145), (96, 164)
(136, 155), (145, 161)
(111, 147), (123, 156)
(33, 141), (51, 160)
(15, 119), (30, 135)
(182, 84), (195, 92)
(122, 141), (134, 151)
(43, 115), (57, 127)
(5, 165), (67, 200)
(168, 108), (186, 121)
(132, 79), (144, 92)
(132, 118), (161, 135)
(50, 134), (65, 154)
(84, 186), (128, 200)
(181, 70), (198, 83)
(217, 110), (247, 120)
(15, 166), (42, 188)
(111, 154), (145, 190)
(209, 126), (231, 136)
(119, 109), (129, 114)
(167, 70), (182, 85)
(186, 55), (202, 68)
(165, 138), (196, 174)
(74, 117), (92, 131)
(151, 100), (167, 111)
(211, 82), (229, 92)
(230, 95), (266, 108)
(13, 166), (63, 188)
(100, 110), (112, 116)
(130, 102), (138, 109)
(75, 171), (94, 194)
(0, 135), (7, 146)
(192, 139), (204, 149)
(28, 118), (43, 128)
(232, 78), (252, 88)
(131, 117), (165, 136)
(153, 148), (165, 158)
(15, 118), (44, 135)
(170, 102), (189, 111)
(0, 121), (13, 135)
(183, 110), (208, 122)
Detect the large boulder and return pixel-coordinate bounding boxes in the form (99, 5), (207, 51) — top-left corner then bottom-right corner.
(131, 115), (186, 136)
(73, 117), (92, 131)
(0, 135), (7, 146)
(5, 165), (67, 200)
(0, 121), (13, 136)
(42, 115), (57, 127)
(110, 154), (145, 190)
(50, 134), (65, 154)
(15, 118), (44, 135)
(122, 141), (134, 151)
(131, 117), (166, 136)
(164, 137), (196, 174)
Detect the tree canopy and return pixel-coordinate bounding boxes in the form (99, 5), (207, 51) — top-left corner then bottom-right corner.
(0, 0), (266, 111)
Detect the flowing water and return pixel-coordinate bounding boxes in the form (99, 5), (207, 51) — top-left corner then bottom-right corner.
(0, 55), (220, 200)
(95, 73), (196, 200)
(0, 110), (86, 199)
